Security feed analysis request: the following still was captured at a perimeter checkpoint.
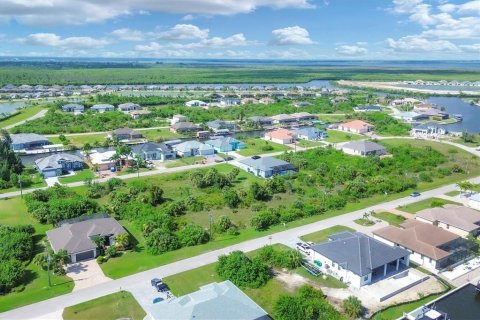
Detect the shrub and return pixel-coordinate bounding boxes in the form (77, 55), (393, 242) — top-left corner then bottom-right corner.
(0, 260), (25, 294)
(105, 246), (118, 258)
(96, 255), (105, 264)
(178, 224), (210, 247)
(250, 209), (280, 231)
(250, 182), (271, 201)
(145, 229), (180, 255)
(216, 251), (271, 288)
(342, 296), (363, 319)
(419, 172), (433, 182)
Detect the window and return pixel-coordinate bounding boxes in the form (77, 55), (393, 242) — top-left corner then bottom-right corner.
(364, 276), (369, 281)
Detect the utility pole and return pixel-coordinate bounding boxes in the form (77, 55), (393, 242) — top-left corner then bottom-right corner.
(18, 176), (23, 198)
(209, 213), (213, 238)
(47, 253), (52, 287)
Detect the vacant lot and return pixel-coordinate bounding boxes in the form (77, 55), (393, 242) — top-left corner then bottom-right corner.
(398, 197), (460, 214)
(237, 138), (290, 156)
(300, 225), (355, 243)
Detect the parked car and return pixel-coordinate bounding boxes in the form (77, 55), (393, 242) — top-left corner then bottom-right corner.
(410, 191), (421, 197)
(152, 297), (163, 304)
(151, 278), (168, 292)
(296, 242), (311, 255)
(251, 155), (261, 160)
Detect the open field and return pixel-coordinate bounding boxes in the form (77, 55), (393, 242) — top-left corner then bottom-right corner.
(62, 291), (146, 320)
(1, 65), (480, 85)
(164, 156), (204, 168)
(237, 138), (290, 156)
(323, 130), (364, 143)
(0, 105), (45, 128)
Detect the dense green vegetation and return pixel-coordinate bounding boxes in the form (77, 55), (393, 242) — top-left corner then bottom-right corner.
(62, 291), (146, 320)
(350, 112), (411, 136)
(1, 64), (479, 85)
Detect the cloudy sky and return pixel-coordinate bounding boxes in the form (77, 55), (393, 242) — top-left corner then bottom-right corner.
(1, 0), (480, 59)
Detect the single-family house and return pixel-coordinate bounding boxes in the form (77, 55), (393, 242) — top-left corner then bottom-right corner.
(341, 141), (387, 157)
(237, 157), (296, 178)
(294, 101), (313, 108)
(417, 108), (449, 120)
(468, 193), (480, 211)
(353, 105), (382, 112)
(170, 122), (202, 134)
(173, 141), (214, 157)
(310, 232), (410, 287)
(10, 133), (51, 151)
(118, 103), (140, 113)
(391, 98), (421, 107)
(46, 216), (127, 262)
(338, 120), (374, 134)
(204, 137), (245, 152)
(144, 280), (269, 320)
(373, 220), (477, 272)
(129, 109), (152, 119)
(185, 100), (208, 107)
(206, 120), (235, 133)
(34, 153), (84, 178)
(264, 128), (295, 144)
(294, 127), (328, 141)
(259, 97), (275, 104)
(170, 114), (188, 125)
(291, 112), (317, 122)
(414, 103), (436, 110)
(270, 114), (297, 124)
(248, 116), (273, 126)
(110, 128), (144, 141)
(411, 122), (448, 137)
(392, 111), (429, 123)
(62, 103), (84, 114)
(416, 205), (480, 238)
(241, 98), (259, 105)
(131, 142), (176, 162)
(89, 150), (118, 171)
(90, 104), (115, 113)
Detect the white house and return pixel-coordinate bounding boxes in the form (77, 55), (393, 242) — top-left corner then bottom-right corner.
(341, 141), (387, 157)
(173, 141), (214, 157)
(185, 100), (208, 107)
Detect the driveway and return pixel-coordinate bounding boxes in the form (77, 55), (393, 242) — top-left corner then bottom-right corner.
(66, 260), (112, 292)
(45, 176), (59, 187)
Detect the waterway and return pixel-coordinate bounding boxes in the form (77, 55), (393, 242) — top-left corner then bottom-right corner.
(0, 102), (26, 115)
(427, 97), (480, 133)
(426, 284), (480, 320)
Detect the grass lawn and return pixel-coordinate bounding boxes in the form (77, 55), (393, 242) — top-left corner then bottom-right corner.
(138, 128), (183, 141)
(300, 225), (355, 243)
(373, 292), (446, 320)
(116, 167), (150, 176)
(62, 291), (146, 320)
(398, 197), (461, 214)
(59, 169), (95, 184)
(317, 114), (348, 123)
(294, 267), (347, 289)
(323, 130), (364, 143)
(445, 190), (461, 196)
(354, 218), (376, 226)
(0, 178), (47, 194)
(243, 278), (293, 316)
(297, 140), (325, 148)
(164, 156), (204, 168)
(373, 212), (406, 227)
(49, 133), (107, 147)
(0, 105), (45, 128)
(237, 138), (290, 156)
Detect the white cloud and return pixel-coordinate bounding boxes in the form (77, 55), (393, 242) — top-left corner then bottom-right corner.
(0, 0), (314, 26)
(155, 24), (209, 40)
(336, 44), (368, 56)
(110, 28), (145, 41)
(386, 35), (459, 53)
(17, 33), (110, 49)
(459, 43), (480, 52)
(134, 42), (163, 52)
(182, 14), (195, 21)
(270, 26), (314, 45)
(137, 33), (248, 51)
(391, 0), (423, 13)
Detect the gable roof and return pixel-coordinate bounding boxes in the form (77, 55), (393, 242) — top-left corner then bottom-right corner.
(10, 133), (50, 145)
(46, 217), (127, 254)
(270, 114), (296, 121)
(417, 205), (480, 232)
(340, 120), (374, 129)
(174, 141), (212, 153)
(265, 128), (294, 140)
(204, 137), (242, 149)
(131, 142), (172, 155)
(34, 153), (83, 171)
(171, 122), (201, 130)
(342, 141), (386, 153)
(311, 232), (409, 276)
(295, 126), (325, 137)
(373, 220), (460, 260)
(238, 156), (295, 172)
(91, 104), (115, 110)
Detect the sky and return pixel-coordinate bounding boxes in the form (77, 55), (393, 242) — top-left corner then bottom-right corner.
(0, 0), (479, 60)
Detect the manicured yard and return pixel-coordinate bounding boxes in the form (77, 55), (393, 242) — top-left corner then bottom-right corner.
(398, 197), (461, 214)
(164, 156), (205, 168)
(59, 169), (95, 184)
(373, 212), (406, 227)
(0, 105), (46, 128)
(62, 291), (146, 320)
(445, 190), (461, 196)
(354, 218), (376, 226)
(323, 130), (364, 143)
(297, 140), (325, 148)
(300, 225), (355, 243)
(237, 138), (290, 156)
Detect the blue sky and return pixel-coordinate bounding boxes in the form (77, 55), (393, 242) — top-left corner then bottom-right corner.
(0, 0), (479, 59)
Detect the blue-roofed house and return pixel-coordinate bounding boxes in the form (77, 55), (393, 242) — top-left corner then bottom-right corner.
(34, 153), (84, 178)
(309, 232), (410, 287)
(294, 127), (328, 141)
(206, 120), (235, 133)
(62, 103), (85, 114)
(237, 156), (296, 178)
(144, 280), (269, 320)
(353, 105), (382, 112)
(131, 142), (176, 161)
(204, 137), (246, 152)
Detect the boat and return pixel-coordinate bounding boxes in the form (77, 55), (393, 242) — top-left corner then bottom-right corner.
(453, 114), (463, 121)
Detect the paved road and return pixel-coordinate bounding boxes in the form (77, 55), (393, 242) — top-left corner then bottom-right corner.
(2, 175), (480, 320)
(2, 109), (48, 129)
(43, 126), (170, 138)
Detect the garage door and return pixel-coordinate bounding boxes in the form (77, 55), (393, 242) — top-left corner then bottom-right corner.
(75, 250), (95, 262)
(43, 170), (57, 178)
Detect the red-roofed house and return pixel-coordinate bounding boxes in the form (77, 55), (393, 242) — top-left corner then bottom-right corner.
(264, 128), (295, 144)
(338, 120), (374, 134)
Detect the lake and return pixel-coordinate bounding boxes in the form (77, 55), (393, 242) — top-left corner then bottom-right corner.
(0, 102), (26, 115)
(427, 97), (480, 133)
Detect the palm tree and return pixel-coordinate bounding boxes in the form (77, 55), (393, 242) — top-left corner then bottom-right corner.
(114, 234), (130, 251)
(54, 249), (70, 267)
(91, 235), (106, 255)
(82, 143), (92, 163)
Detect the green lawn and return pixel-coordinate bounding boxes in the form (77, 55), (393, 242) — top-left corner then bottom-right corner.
(398, 197), (461, 214)
(0, 174), (47, 194)
(243, 278), (293, 316)
(237, 138), (290, 156)
(59, 169), (95, 184)
(373, 212), (406, 227)
(445, 190), (461, 196)
(294, 267), (347, 289)
(323, 130), (364, 143)
(164, 156), (204, 168)
(300, 225), (355, 243)
(372, 292), (446, 320)
(297, 140), (325, 148)
(62, 291), (146, 320)
(49, 133), (107, 147)
(0, 105), (46, 128)
(139, 128), (183, 141)
(354, 218), (376, 226)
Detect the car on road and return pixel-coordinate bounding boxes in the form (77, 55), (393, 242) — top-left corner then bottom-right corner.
(152, 297), (163, 304)
(151, 278), (169, 292)
(410, 191), (421, 197)
(251, 155), (261, 160)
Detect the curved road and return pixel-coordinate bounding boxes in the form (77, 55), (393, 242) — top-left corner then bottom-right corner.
(2, 109), (48, 130)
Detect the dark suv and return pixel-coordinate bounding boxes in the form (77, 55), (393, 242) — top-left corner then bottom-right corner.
(151, 278), (168, 292)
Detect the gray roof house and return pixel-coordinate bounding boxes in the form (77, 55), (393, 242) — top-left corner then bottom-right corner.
(145, 280), (269, 320)
(62, 103), (85, 113)
(206, 120), (235, 133)
(204, 137), (246, 152)
(10, 133), (51, 151)
(310, 232), (410, 287)
(294, 127), (328, 141)
(353, 105), (382, 112)
(111, 128), (144, 141)
(237, 156), (296, 178)
(34, 153), (84, 178)
(173, 141), (215, 157)
(411, 122), (448, 137)
(170, 122), (202, 134)
(118, 102), (140, 112)
(46, 216), (127, 262)
(131, 142), (176, 162)
(248, 116), (273, 125)
(341, 141), (387, 157)
(91, 104), (115, 113)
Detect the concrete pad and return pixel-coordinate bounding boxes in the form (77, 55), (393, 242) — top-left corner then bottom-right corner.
(45, 177), (59, 187)
(66, 260), (112, 292)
